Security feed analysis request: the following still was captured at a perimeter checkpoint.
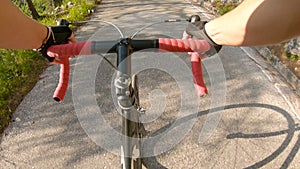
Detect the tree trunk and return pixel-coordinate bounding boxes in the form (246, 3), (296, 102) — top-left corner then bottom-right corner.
(25, 0), (40, 20)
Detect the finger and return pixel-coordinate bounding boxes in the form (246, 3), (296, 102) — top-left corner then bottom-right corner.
(53, 57), (70, 64)
(67, 33), (76, 58)
(183, 34), (191, 40)
(68, 33), (77, 44)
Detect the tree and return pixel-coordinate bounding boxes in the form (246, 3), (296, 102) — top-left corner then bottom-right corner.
(25, 0), (40, 19)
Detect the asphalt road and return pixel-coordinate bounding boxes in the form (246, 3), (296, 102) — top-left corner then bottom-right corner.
(1, 0), (300, 168)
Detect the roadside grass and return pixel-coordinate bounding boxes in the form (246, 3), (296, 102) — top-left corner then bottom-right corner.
(0, 50), (47, 134)
(0, 0), (98, 136)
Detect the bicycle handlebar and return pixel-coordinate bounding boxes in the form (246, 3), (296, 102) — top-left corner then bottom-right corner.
(47, 38), (210, 102)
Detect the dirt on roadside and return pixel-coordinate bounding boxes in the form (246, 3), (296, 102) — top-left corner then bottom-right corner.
(269, 44), (300, 79)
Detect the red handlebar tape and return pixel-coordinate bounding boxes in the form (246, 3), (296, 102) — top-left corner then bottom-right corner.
(158, 38), (210, 53)
(47, 42), (92, 57)
(47, 42), (91, 102)
(53, 58), (69, 102)
(190, 52), (208, 96)
(47, 39), (210, 102)
(158, 38), (209, 96)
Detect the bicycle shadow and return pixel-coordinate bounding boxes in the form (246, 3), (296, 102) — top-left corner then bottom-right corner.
(142, 103), (300, 169)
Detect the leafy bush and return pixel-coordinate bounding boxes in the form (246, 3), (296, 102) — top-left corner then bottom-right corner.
(0, 49), (47, 131)
(66, 1), (94, 21)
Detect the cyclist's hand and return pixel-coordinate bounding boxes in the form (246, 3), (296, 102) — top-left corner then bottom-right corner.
(182, 33), (209, 59)
(186, 15), (222, 56)
(38, 26), (76, 62)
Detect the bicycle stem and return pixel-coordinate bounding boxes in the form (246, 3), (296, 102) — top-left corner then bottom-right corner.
(115, 38), (135, 110)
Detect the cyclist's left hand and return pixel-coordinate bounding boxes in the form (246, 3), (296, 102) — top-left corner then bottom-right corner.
(38, 26), (76, 62)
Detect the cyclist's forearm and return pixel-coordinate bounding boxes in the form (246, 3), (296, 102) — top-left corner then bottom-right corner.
(0, 0), (47, 49)
(205, 0), (300, 46)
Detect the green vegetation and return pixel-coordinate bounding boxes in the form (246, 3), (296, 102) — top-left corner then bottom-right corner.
(0, 0), (99, 135)
(211, 0), (237, 15)
(0, 50), (47, 132)
(286, 53), (300, 61)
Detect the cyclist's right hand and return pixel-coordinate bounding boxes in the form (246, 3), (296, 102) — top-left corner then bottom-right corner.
(187, 15), (222, 56)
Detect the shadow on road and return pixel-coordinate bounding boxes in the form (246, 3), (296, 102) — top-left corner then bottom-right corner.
(143, 103), (299, 169)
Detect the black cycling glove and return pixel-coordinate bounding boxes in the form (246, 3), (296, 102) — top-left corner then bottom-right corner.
(38, 26), (72, 62)
(186, 15), (222, 56)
